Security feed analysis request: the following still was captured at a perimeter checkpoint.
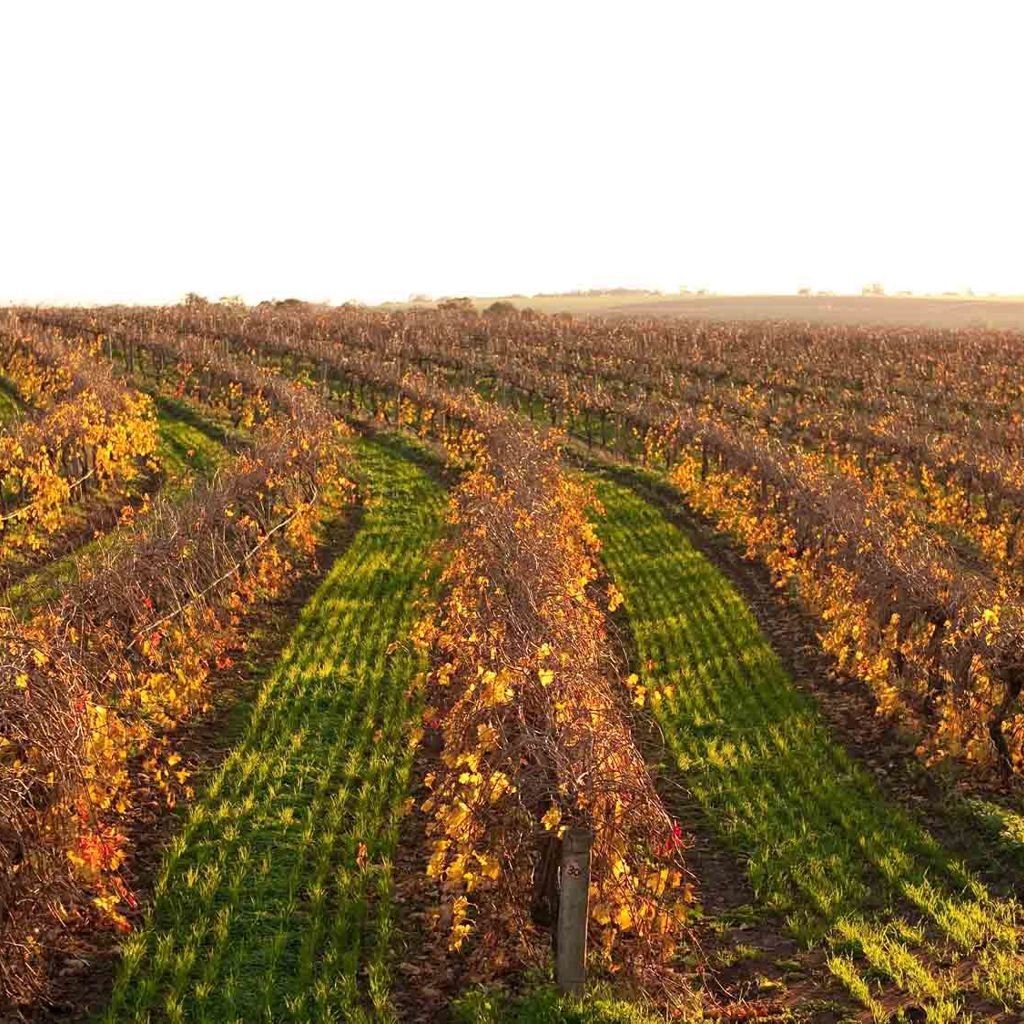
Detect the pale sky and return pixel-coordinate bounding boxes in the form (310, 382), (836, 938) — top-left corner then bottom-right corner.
(2, 1), (1021, 306)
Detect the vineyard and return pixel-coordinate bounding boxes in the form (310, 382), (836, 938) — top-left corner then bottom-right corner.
(3, 302), (1024, 1024)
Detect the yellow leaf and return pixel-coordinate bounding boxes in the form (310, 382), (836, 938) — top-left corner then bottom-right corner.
(541, 805), (562, 831)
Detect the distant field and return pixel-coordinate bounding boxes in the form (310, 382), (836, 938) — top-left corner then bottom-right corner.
(607, 293), (1024, 329)
(415, 292), (1024, 329)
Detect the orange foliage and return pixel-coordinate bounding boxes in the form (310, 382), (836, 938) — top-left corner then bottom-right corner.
(415, 404), (693, 988)
(0, 317), (159, 553)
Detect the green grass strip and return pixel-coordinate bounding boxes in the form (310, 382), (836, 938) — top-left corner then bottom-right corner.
(102, 433), (445, 1024)
(154, 394), (234, 482)
(0, 375), (25, 423)
(589, 472), (1023, 1022)
(453, 983), (664, 1024)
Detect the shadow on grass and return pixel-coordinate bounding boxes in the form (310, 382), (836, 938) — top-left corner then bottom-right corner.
(153, 393), (241, 449)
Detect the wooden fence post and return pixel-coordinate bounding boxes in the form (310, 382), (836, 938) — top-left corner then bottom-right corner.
(556, 826), (593, 997)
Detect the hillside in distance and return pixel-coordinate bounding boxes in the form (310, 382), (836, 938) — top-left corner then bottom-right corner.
(416, 291), (1024, 328)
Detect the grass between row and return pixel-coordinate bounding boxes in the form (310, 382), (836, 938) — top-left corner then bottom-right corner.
(151, 394), (235, 481)
(0, 374), (25, 422)
(100, 433), (446, 1023)
(589, 470), (1024, 1023)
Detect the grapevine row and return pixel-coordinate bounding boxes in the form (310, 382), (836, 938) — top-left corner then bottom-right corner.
(416, 402), (693, 990)
(0, 317), (159, 552)
(0, 360), (351, 1002)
